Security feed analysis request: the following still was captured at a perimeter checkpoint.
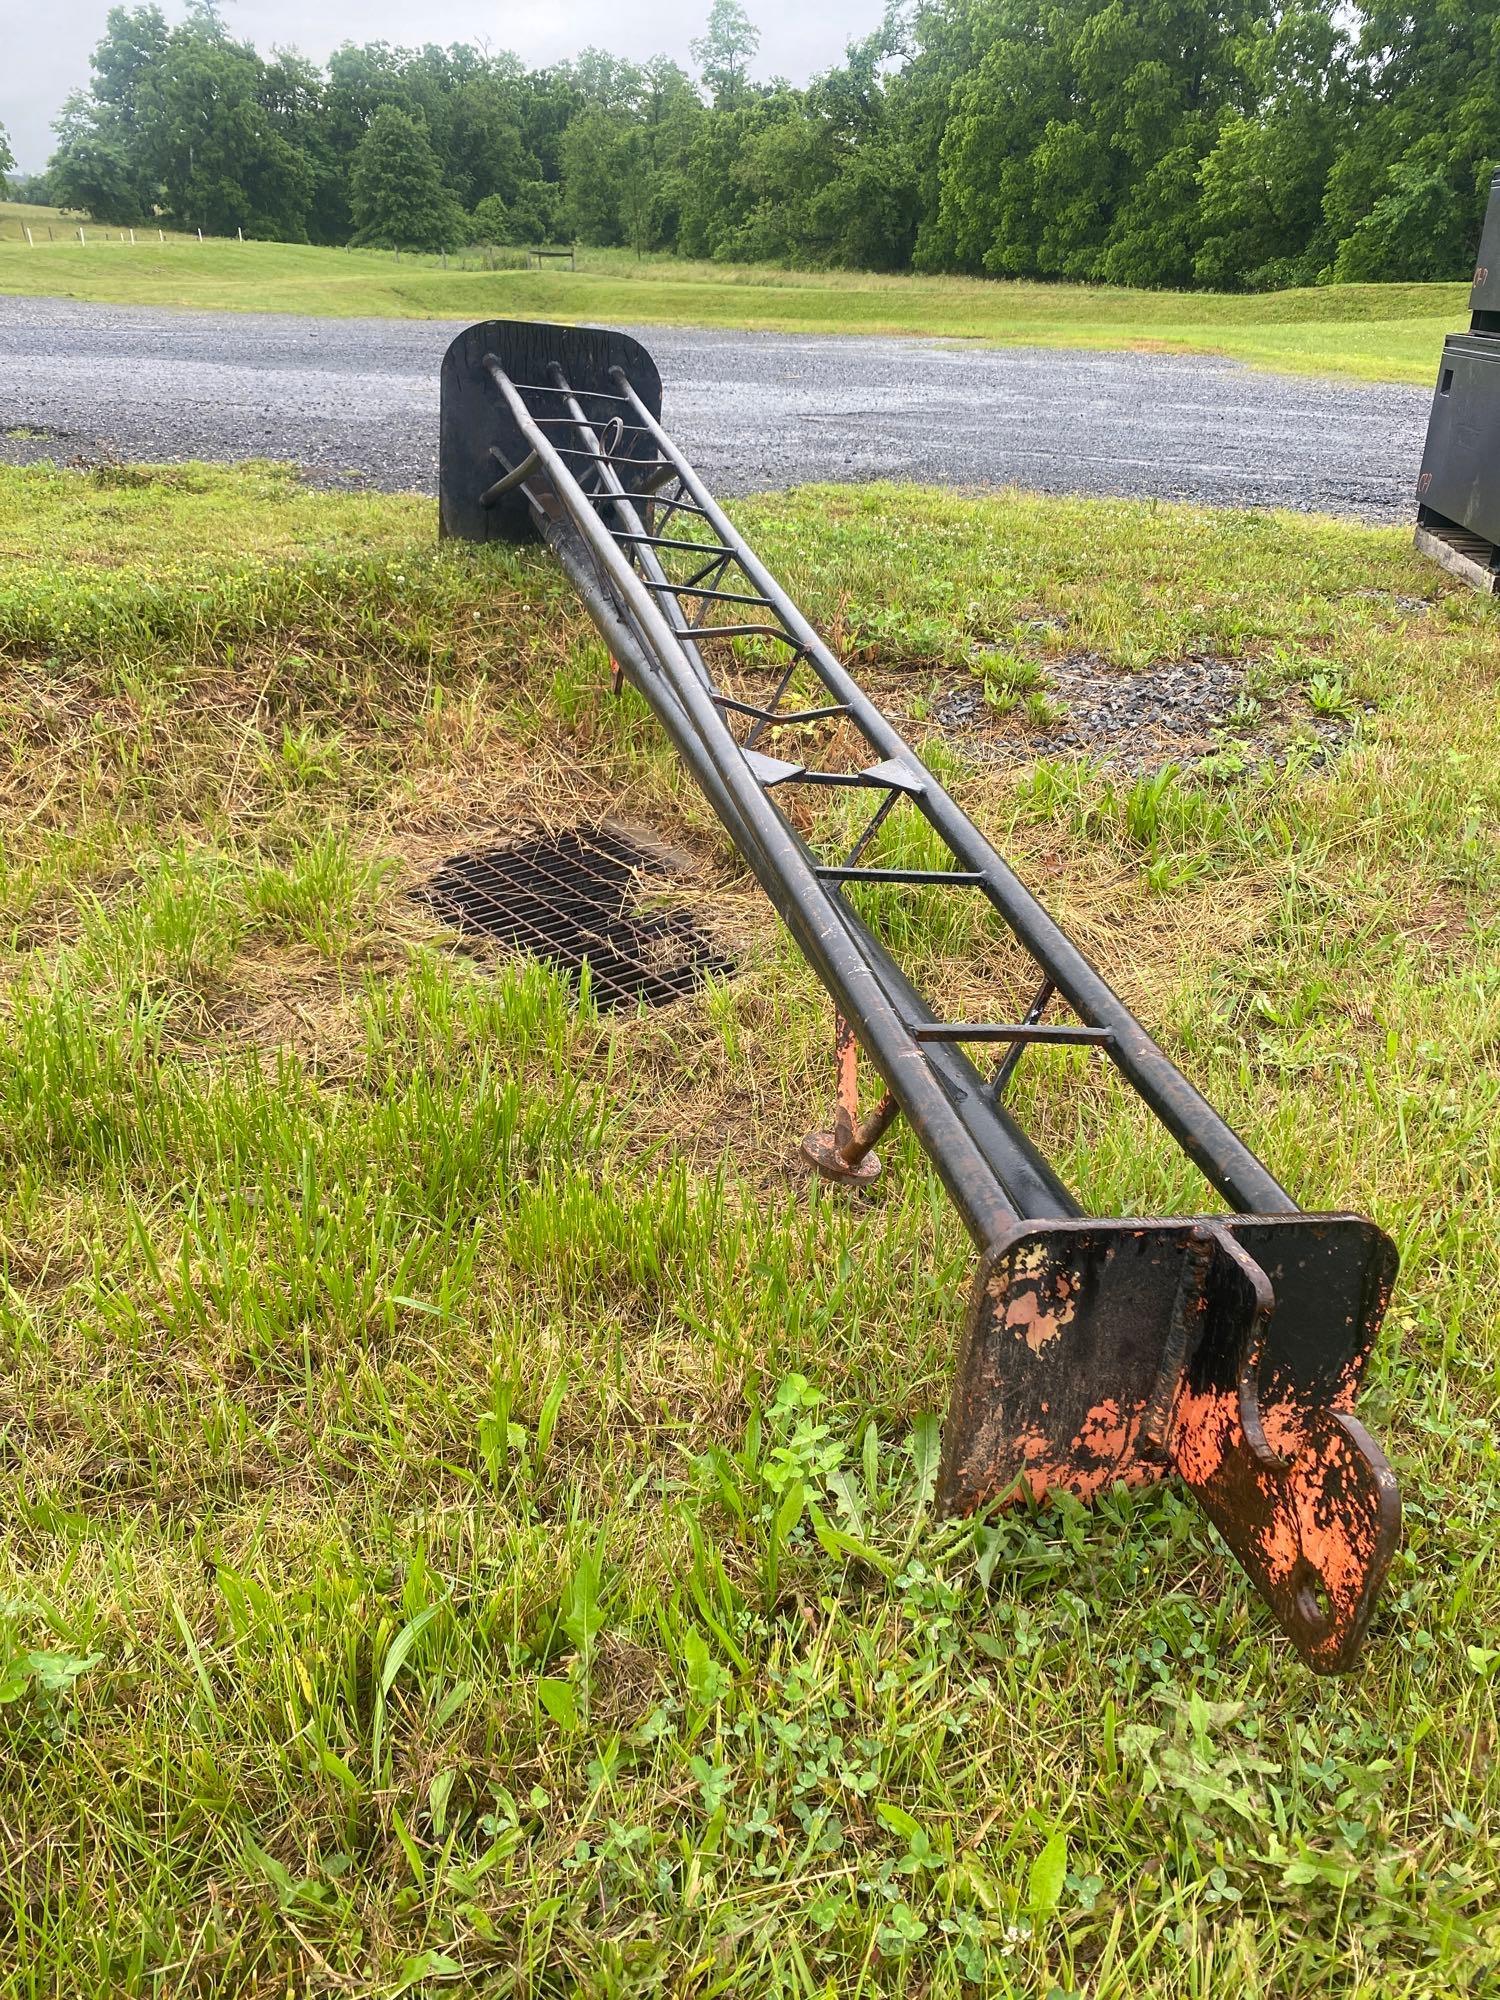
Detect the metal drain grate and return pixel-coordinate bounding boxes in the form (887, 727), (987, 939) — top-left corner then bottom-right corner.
(421, 826), (735, 1009)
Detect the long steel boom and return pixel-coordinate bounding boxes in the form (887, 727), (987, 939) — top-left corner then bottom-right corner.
(439, 319), (1401, 1672)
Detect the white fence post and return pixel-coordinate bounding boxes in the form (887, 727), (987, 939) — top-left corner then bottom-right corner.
(78, 227), (86, 245)
(24, 228), (33, 248)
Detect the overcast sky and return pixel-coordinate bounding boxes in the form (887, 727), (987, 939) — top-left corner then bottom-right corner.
(2, 0), (882, 172)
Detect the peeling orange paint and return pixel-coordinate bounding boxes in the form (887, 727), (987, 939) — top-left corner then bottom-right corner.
(1172, 1385), (1237, 1486)
(1076, 1398), (1131, 1463)
(1004, 1288), (1074, 1353)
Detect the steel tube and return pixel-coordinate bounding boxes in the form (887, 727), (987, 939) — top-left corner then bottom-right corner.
(530, 370), (1079, 1225)
(489, 392), (1031, 1244)
(531, 508), (1075, 1232)
(612, 372), (1297, 1216)
(528, 374), (1079, 1225)
(479, 447), (540, 507)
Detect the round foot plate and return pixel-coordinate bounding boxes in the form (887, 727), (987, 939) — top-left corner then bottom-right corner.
(801, 1130), (881, 1187)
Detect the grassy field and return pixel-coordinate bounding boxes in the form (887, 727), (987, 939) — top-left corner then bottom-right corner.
(0, 201), (1465, 385)
(0, 459), (1496, 1995)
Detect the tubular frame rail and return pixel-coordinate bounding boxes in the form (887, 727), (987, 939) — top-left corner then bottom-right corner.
(439, 320), (1401, 1672)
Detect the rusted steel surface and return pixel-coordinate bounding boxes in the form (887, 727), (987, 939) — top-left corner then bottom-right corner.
(802, 1015), (889, 1186)
(438, 317), (1403, 1673)
(938, 1216), (1398, 1670)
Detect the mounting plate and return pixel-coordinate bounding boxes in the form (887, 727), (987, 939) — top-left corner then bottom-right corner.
(439, 319), (663, 544)
(938, 1212), (1399, 1672)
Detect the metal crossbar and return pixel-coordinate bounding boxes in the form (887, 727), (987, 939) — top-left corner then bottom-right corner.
(438, 316), (1403, 1675)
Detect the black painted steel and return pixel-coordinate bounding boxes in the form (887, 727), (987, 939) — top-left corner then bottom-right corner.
(1470, 167), (1500, 329)
(1415, 171), (1500, 569)
(439, 321), (662, 543)
(436, 318), (1403, 1671)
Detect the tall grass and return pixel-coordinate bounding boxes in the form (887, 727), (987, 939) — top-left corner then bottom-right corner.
(0, 462), (1494, 1994)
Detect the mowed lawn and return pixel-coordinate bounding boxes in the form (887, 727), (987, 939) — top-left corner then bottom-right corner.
(0, 202), (1468, 386)
(0, 461), (1496, 1995)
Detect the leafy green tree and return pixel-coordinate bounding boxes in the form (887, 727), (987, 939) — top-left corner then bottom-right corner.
(34, 0), (1500, 287)
(692, 1), (760, 109)
(799, 25), (920, 269)
(636, 59), (706, 250)
(1193, 3), (1348, 287)
(260, 49), (343, 242)
(0, 124), (14, 194)
(90, 4), (171, 137)
(45, 8), (170, 223)
(616, 131), (656, 258)
(349, 106), (465, 249)
(7, 171), (55, 205)
(561, 105), (628, 243)
(925, 0), (1269, 286)
(471, 192), (509, 242)
(1331, 155), (1472, 281)
(152, 24), (314, 238)
(1322, 0), (1500, 279)
(506, 179), (564, 246)
(48, 95), (156, 221)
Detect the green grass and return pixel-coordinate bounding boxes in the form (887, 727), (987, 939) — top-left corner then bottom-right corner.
(0, 459), (1496, 1994)
(0, 202), (1465, 384)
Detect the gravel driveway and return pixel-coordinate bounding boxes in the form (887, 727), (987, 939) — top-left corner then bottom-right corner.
(0, 294), (1431, 519)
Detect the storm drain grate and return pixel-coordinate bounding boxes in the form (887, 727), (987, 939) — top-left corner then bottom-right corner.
(421, 826), (735, 1010)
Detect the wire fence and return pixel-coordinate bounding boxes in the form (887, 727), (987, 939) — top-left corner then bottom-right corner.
(0, 220), (551, 272)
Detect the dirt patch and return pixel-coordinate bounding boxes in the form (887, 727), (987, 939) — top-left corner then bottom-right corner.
(924, 649), (1356, 776)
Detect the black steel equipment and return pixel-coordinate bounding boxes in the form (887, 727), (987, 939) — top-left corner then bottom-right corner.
(1415, 168), (1500, 591)
(440, 318), (1402, 1672)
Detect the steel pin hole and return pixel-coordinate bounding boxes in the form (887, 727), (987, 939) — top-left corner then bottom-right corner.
(1440, 368), (1454, 395)
(1293, 1563), (1336, 1638)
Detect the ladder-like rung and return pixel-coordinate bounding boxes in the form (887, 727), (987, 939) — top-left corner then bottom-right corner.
(679, 624), (801, 644)
(713, 695), (851, 725)
(644, 581), (775, 608)
(611, 533), (737, 557)
(556, 447), (675, 472)
(779, 758), (929, 794)
(511, 381), (633, 402)
(592, 491), (716, 521)
(534, 415), (650, 432)
(787, 770), (905, 790)
(816, 866), (985, 885)
(914, 1023), (1114, 1045)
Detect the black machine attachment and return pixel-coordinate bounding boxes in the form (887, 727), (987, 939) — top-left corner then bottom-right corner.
(1415, 169), (1500, 592)
(439, 317), (1402, 1672)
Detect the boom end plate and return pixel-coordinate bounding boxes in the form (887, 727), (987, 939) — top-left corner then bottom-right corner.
(439, 319), (662, 544)
(939, 1214), (1399, 1672)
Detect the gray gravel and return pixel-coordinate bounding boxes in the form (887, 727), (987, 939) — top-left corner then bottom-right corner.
(0, 294), (1431, 519)
(929, 649), (1359, 776)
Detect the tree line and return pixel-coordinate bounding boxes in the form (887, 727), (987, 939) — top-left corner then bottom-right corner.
(12, 0), (1499, 289)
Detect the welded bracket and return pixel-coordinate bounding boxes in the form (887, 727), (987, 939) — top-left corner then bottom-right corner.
(802, 1014), (899, 1186)
(938, 1215), (1399, 1671)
